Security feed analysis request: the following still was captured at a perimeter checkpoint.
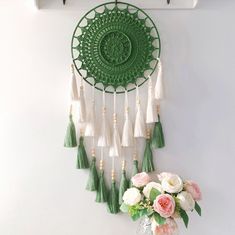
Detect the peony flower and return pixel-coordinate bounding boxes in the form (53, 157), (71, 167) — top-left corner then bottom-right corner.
(153, 194), (175, 218)
(123, 188), (141, 206)
(161, 174), (183, 194)
(143, 182), (163, 198)
(151, 218), (179, 235)
(184, 180), (202, 201)
(177, 191), (195, 211)
(131, 172), (150, 188)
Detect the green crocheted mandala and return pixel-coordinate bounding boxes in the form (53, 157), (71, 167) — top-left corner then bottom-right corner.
(71, 2), (161, 93)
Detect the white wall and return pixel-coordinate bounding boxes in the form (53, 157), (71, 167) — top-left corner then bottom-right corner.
(0, 1), (235, 235)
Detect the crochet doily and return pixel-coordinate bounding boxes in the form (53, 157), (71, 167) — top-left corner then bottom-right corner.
(71, 2), (161, 93)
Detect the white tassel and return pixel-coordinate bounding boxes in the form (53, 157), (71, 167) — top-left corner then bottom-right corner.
(78, 84), (86, 123)
(70, 64), (79, 102)
(85, 86), (95, 137)
(155, 59), (164, 100)
(109, 93), (121, 157)
(134, 86), (146, 138)
(146, 77), (158, 123)
(122, 91), (134, 147)
(98, 91), (111, 147)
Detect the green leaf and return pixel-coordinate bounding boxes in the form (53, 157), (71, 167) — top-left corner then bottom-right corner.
(153, 213), (166, 225)
(147, 208), (154, 216)
(120, 203), (129, 213)
(180, 209), (189, 228)
(131, 209), (148, 221)
(195, 201), (202, 216)
(149, 188), (161, 202)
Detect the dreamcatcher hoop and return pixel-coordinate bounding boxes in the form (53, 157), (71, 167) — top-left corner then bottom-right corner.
(71, 1), (161, 93)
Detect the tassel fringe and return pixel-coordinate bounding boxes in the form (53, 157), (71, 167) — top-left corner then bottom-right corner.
(70, 64), (79, 101)
(134, 87), (146, 138)
(108, 180), (119, 214)
(86, 157), (99, 191)
(96, 170), (108, 203)
(122, 91), (134, 147)
(77, 136), (89, 169)
(98, 92), (111, 147)
(64, 114), (77, 148)
(85, 102), (95, 137)
(155, 59), (164, 100)
(109, 123), (122, 157)
(119, 170), (129, 205)
(142, 131), (155, 173)
(146, 78), (158, 123)
(78, 86), (86, 123)
(130, 159), (139, 187)
(151, 115), (165, 148)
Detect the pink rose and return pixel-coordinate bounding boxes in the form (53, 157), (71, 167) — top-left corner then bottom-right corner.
(184, 181), (202, 201)
(151, 218), (179, 235)
(131, 172), (150, 188)
(153, 194), (175, 218)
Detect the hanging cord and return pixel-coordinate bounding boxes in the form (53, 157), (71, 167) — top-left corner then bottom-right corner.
(69, 104), (72, 115)
(100, 148), (104, 171)
(136, 85), (140, 107)
(92, 85), (95, 147)
(112, 92), (117, 180)
(102, 90), (106, 114)
(124, 90), (129, 115)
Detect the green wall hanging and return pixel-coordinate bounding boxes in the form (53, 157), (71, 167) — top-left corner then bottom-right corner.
(71, 1), (161, 93)
(65, 0), (166, 217)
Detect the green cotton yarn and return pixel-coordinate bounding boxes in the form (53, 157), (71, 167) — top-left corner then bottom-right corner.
(64, 114), (77, 148)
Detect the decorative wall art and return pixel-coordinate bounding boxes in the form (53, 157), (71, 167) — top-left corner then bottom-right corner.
(64, 1), (202, 234)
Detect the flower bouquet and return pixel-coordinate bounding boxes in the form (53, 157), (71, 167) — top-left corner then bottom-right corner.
(120, 172), (202, 235)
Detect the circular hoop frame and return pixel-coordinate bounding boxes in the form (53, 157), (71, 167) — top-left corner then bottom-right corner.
(71, 1), (161, 93)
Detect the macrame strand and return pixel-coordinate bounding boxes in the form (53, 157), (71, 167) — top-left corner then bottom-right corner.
(122, 90), (134, 147)
(98, 91), (111, 147)
(96, 147), (108, 202)
(134, 86), (146, 138)
(64, 104), (77, 148)
(142, 128), (155, 172)
(85, 85), (95, 137)
(77, 129), (89, 169)
(109, 92), (121, 157)
(151, 104), (165, 148)
(146, 77), (158, 123)
(78, 81), (86, 123)
(70, 64), (79, 102)
(155, 59), (164, 100)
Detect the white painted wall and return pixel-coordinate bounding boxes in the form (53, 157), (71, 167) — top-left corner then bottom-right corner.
(0, 1), (235, 235)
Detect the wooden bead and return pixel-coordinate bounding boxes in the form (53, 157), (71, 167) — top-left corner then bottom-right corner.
(146, 128), (151, 139)
(122, 160), (126, 170)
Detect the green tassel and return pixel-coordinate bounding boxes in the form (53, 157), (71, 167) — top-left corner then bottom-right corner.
(77, 136), (89, 169)
(142, 139), (155, 173)
(86, 157), (99, 191)
(96, 170), (108, 203)
(64, 114), (77, 147)
(130, 160), (139, 187)
(119, 170), (129, 205)
(151, 115), (165, 149)
(108, 180), (119, 214)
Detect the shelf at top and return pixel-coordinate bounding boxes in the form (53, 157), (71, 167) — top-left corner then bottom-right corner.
(35, 0), (198, 10)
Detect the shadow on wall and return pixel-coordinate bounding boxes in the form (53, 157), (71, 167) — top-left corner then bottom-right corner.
(197, 0), (232, 9)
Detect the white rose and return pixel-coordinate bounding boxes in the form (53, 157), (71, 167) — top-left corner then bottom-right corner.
(177, 191), (195, 211)
(143, 182), (163, 198)
(157, 172), (173, 182)
(123, 188), (141, 206)
(161, 174), (183, 193)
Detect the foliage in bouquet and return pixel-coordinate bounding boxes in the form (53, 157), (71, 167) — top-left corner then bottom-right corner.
(120, 172), (202, 235)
